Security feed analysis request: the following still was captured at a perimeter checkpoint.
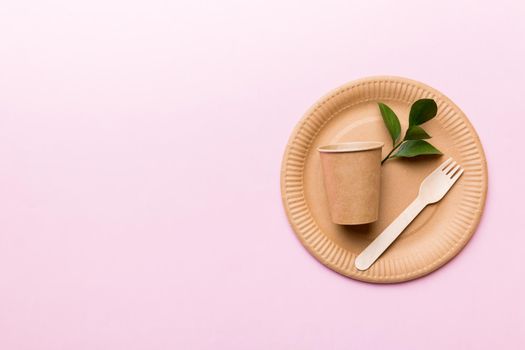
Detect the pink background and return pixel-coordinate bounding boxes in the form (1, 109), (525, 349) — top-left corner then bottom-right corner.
(0, 0), (524, 349)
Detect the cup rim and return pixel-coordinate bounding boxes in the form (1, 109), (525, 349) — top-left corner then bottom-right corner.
(317, 141), (384, 153)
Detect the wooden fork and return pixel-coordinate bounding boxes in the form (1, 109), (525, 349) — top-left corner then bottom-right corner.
(355, 158), (464, 271)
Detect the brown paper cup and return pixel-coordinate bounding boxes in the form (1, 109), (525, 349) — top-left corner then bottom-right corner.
(318, 142), (383, 225)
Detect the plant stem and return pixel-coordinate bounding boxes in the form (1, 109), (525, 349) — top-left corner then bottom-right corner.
(381, 142), (402, 165)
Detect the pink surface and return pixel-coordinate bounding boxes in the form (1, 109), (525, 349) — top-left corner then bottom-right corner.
(0, 1), (524, 349)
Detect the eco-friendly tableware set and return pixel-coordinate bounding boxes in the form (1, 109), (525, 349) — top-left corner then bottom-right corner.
(281, 76), (487, 283)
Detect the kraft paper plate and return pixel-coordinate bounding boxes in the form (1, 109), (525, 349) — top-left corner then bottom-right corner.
(281, 76), (487, 283)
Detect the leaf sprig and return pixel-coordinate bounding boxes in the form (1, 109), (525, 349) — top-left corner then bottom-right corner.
(378, 99), (442, 165)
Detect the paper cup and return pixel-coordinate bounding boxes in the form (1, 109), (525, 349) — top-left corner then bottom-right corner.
(318, 142), (384, 225)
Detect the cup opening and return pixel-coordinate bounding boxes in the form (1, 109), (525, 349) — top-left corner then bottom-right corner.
(318, 141), (384, 153)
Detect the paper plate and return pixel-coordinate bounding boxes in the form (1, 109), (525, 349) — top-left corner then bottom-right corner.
(281, 76), (487, 283)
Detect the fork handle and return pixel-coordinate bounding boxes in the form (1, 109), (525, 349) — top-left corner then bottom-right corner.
(355, 197), (427, 271)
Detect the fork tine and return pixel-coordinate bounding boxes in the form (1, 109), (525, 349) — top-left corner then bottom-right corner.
(451, 168), (464, 182)
(430, 158), (453, 176)
(448, 164), (461, 177)
(439, 158), (454, 170)
(443, 160), (457, 173)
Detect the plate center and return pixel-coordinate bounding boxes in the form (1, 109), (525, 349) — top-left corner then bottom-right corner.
(305, 102), (441, 255)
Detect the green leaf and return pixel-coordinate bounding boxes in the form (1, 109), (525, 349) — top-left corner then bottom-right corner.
(409, 99), (437, 126)
(393, 140), (442, 158)
(404, 125), (431, 140)
(377, 102), (401, 146)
